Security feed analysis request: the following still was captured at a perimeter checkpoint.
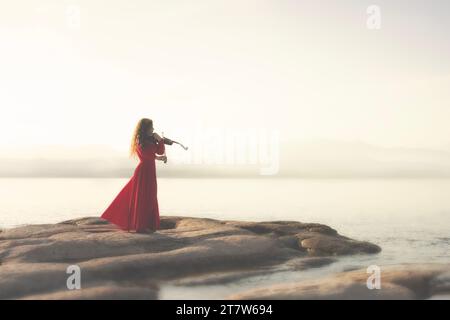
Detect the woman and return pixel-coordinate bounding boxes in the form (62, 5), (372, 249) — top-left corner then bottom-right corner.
(101, 118), (167, 233)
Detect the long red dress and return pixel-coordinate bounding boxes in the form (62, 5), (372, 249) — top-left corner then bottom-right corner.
(101, 138), (165, 232)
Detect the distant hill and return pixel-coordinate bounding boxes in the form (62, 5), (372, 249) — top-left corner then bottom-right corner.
(1, 140), (450, 178)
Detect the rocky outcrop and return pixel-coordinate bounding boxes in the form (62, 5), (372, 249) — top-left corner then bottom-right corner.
(227, 263), (450, 300)
(0, 216), (380, 299)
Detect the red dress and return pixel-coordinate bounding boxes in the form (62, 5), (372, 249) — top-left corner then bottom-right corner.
(101, 138), (165, 232)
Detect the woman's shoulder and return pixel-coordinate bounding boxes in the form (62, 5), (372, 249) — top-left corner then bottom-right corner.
(141, 137), (157, 148)
(145, 136), (158, 143)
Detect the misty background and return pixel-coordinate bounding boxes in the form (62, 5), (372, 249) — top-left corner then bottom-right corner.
(2, 139), (450, 178)
(1, 0), (450, 178)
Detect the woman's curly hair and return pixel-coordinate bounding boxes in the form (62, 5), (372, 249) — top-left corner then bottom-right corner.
(130, 118), (153, 158)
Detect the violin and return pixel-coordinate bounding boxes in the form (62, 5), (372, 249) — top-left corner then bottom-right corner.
(146, 134), (188, 150)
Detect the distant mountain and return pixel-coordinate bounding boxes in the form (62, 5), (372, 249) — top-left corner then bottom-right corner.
(1, 141), (450, 178)
(280, 139), (450, 178)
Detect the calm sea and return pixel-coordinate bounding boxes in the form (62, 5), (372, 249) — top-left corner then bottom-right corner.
(1, 177), (448, 298)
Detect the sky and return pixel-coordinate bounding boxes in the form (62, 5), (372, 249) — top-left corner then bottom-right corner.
(1, 0), (450, 158)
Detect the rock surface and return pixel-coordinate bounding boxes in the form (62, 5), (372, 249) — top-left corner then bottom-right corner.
(0, 216), (381, 299)
(227, 263), (450, 300)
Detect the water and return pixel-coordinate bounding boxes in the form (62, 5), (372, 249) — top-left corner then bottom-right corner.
(0, 178), (449, 298)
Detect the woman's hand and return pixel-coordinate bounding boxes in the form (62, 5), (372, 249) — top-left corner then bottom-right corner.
(156, 155), (167, 163)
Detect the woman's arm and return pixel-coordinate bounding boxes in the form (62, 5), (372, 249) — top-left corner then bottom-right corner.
(152, 133), (166, 155)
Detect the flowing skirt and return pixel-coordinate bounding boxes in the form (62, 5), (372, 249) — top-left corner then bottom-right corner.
(101, 161), (160, 232)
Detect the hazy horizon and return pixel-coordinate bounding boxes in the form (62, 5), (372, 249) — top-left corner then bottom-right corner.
(2, 138), (450, 178)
